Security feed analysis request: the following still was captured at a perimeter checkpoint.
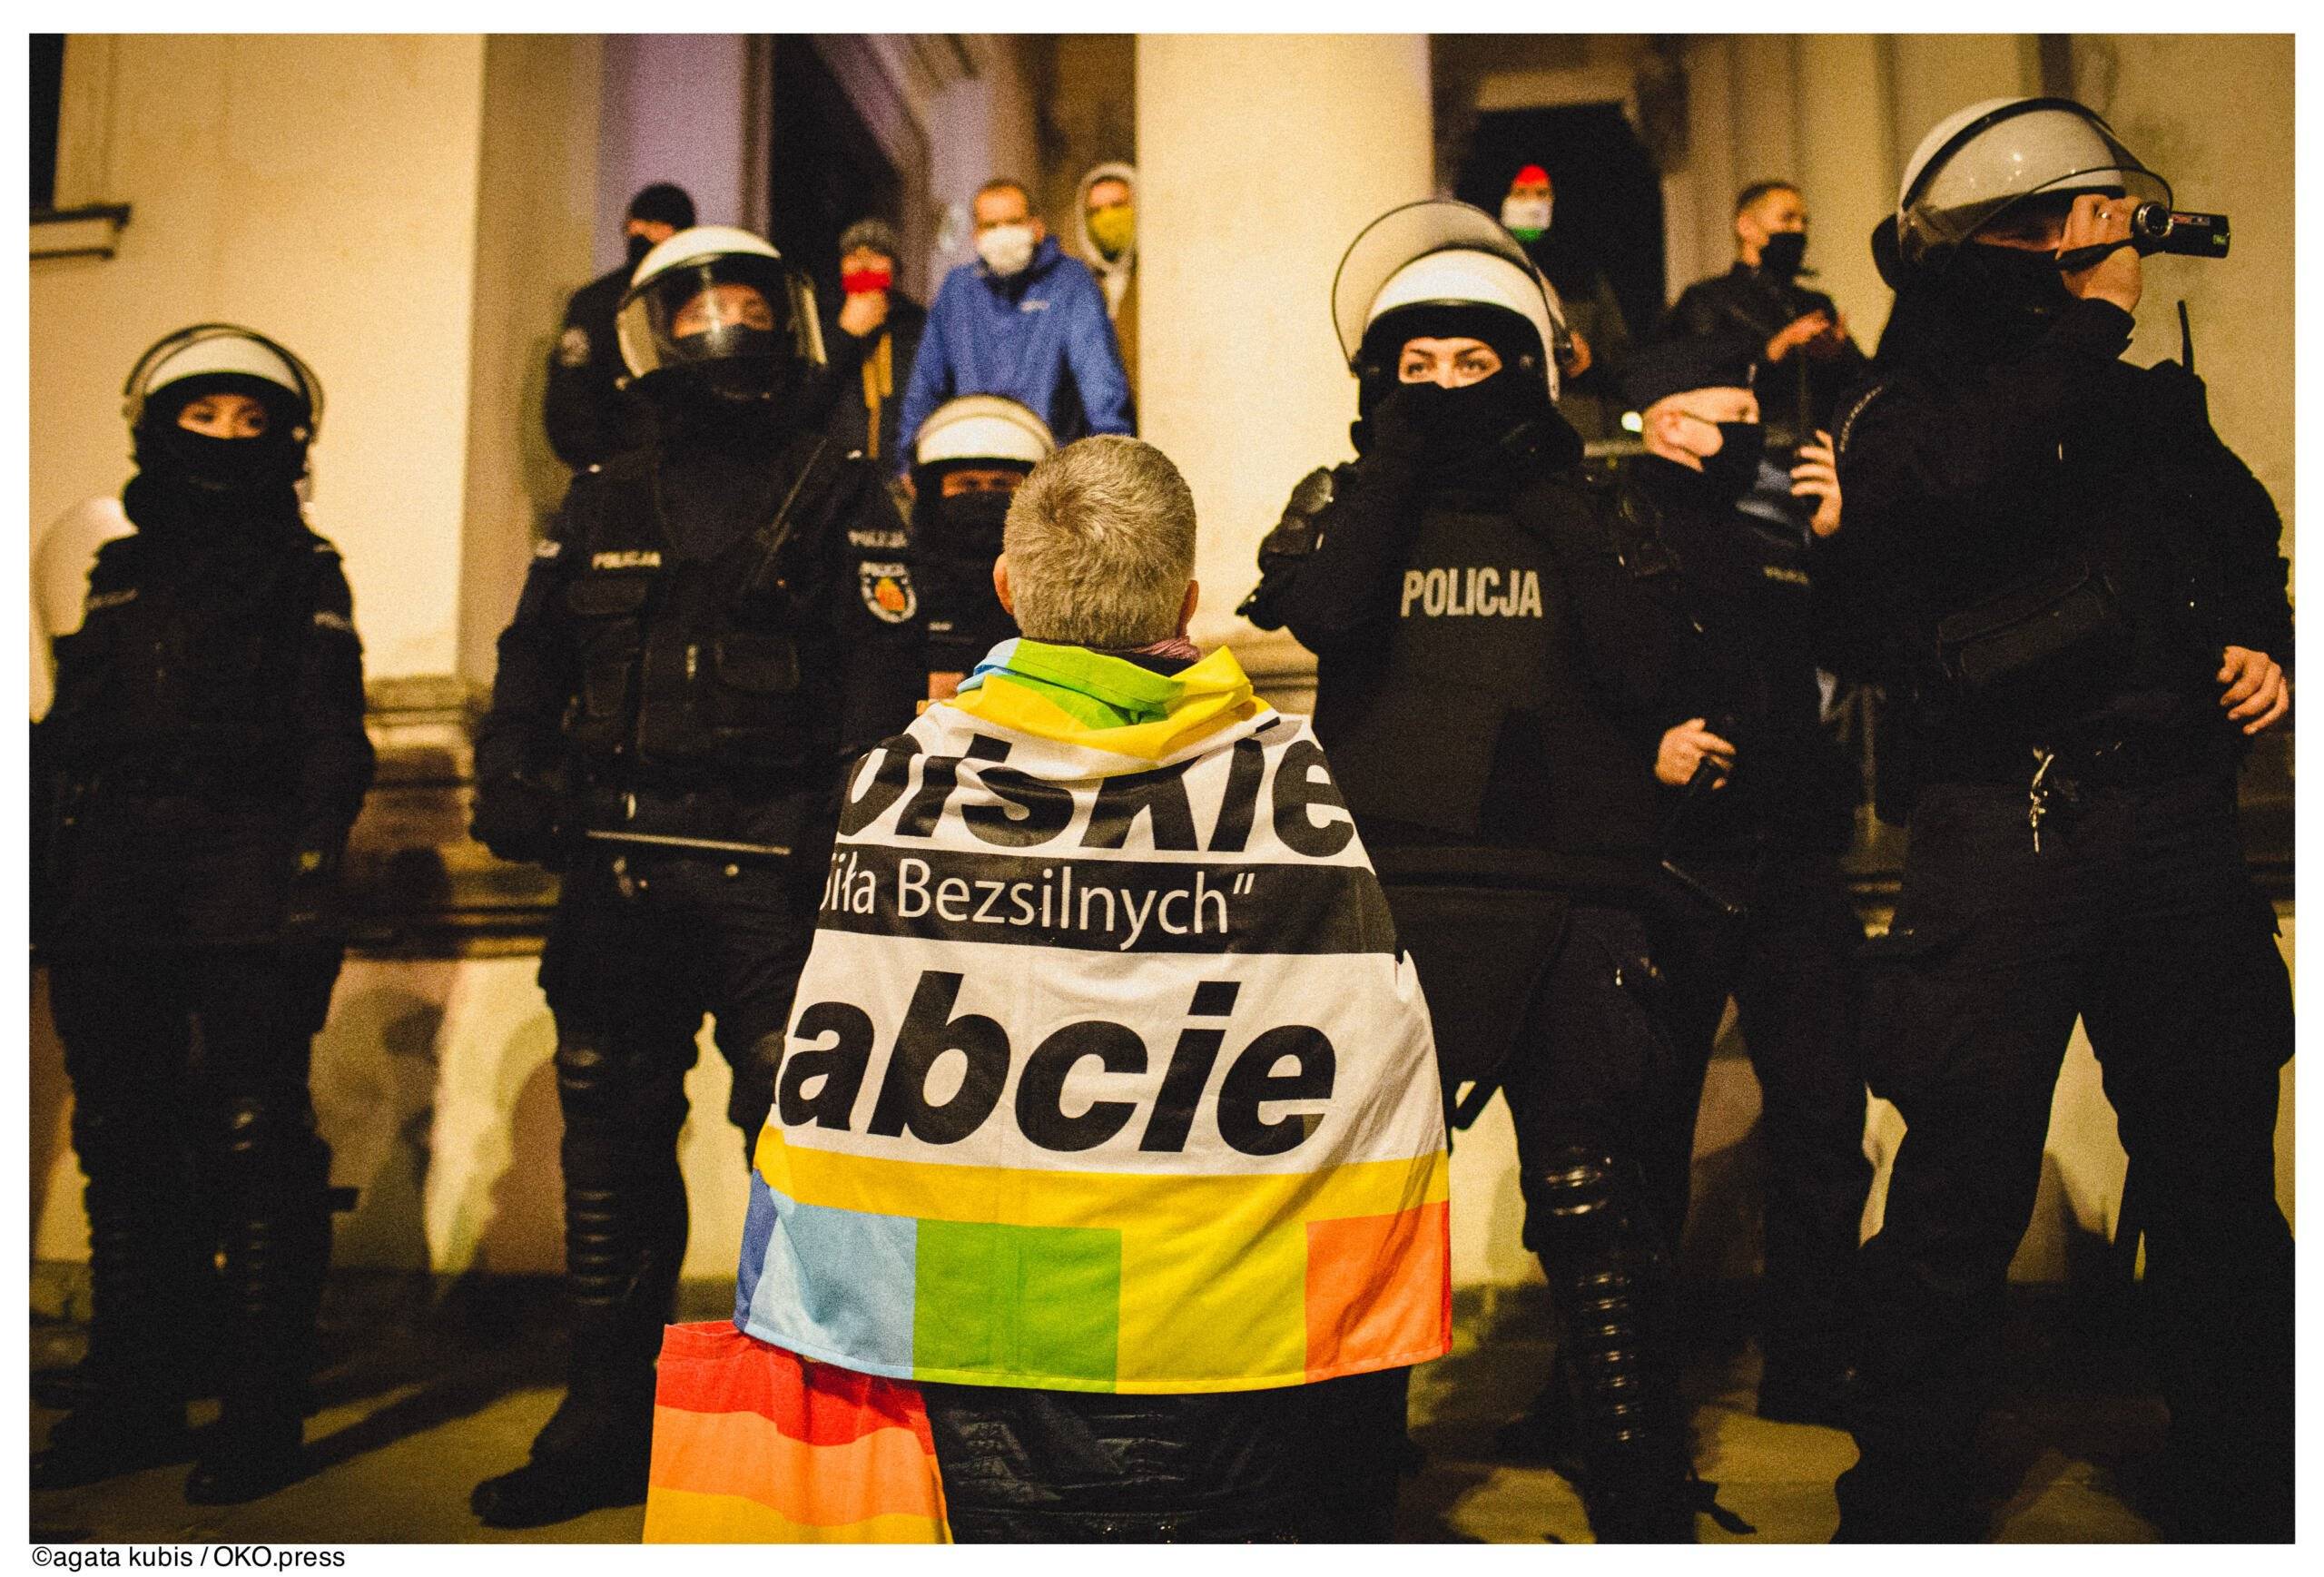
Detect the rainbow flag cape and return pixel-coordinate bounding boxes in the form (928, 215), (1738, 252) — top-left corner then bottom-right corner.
(642, 1320), (949, 1543)
(735, 640), (1451, 1394)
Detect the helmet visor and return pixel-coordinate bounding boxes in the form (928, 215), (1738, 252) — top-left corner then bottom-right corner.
(615, 253), (824, 381)
(1332, 199), (1561, 367)
(1902, 102), (2171, 263)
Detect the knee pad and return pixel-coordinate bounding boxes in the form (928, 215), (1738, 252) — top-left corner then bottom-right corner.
(1522, 1144), (1670, 1274)
(554, 1035), (689, 1148)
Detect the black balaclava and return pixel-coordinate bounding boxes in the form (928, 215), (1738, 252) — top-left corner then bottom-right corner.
(914, 460), (1030, 552)
(123, 374), (310, 540)
(1352, 301), (1567, 477)
(625, 232), (656, 271)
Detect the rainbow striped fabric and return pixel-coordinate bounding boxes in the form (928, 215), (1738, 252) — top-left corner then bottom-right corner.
(734, 640), (1451, 1394)
(643, 1320), (949, 1543)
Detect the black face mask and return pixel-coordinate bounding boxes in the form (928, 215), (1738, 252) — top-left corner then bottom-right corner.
(1758, 230), (1808, 280)
(134, 420), (307, 495)
(1945, 241), (2074, 330)
(625, 232), (656, 271)
(937, 488), (1016, 547)
(1696, 421), (1767, 500)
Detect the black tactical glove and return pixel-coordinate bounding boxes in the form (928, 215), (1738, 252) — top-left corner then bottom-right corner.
(470, 772), (565, 866)
(1357, 383), (1437, 467)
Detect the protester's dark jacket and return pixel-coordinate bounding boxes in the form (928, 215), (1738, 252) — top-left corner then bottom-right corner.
(1828, 291), (2292, 797)
(1616, 452), (1856, 854)
(35, 478), (375, 948)
(822, 293), (927, 468)
(475, 408), (923, 843)
(546, 265), (655, 471)
(1246, 399), (1690, 883)
(1662, 262), (1868, 444)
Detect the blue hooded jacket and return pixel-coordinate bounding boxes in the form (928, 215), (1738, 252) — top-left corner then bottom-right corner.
(897, 234), (1134, 472)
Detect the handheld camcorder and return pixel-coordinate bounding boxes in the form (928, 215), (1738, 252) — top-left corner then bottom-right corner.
(2058, 203), (2230, 272)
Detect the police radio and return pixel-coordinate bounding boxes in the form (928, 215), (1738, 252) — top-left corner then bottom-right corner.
(2057, 204), (2230, 272)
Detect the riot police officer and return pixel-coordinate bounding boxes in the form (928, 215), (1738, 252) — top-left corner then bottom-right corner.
(1828, 98), (2293, 1541)
(910, 393), (1053, 695)
(544, 182), (695, 471)
(32, 325), (374, 1503)
(1612, 337), (1869, 1428)
(468, 225), (923, 1527)
(1244, 201), (1707, 1542)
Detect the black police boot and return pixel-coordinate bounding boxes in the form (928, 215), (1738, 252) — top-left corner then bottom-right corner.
(183, 1108), (332, 1505)
(469, 1375), (660, 1529)
(471, 1074), (686, 1530)
(1528, 1148), (1697, 1544)
(33, 1108), (202, 1491)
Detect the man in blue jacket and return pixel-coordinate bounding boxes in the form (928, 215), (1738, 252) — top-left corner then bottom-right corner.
(897, 178), (1133, 476)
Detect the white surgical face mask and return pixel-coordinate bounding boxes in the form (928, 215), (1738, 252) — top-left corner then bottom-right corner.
(1500, 195), (1552, 241)
(977, 223), (1038, 278)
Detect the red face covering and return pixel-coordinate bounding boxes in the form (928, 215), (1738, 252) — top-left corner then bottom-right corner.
(842, 264), (893, 296)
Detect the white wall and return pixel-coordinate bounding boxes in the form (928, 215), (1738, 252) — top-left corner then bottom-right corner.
(592, 34), (755, 274)
(31, 35), (492, 683)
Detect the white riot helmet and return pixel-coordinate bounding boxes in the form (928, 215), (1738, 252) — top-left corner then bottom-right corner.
(1896, 97), (2170, 271)
(912, 395), (1055, 472)
(123, 324), (322, 490)
(614, 225), (825, 400)
(1334, 200), (1567, 404)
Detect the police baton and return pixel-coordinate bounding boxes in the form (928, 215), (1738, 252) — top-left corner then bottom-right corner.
(582, 830), (794, 859)
(1658, 756), (1751, 922)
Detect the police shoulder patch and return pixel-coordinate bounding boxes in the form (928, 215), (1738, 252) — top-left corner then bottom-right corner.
(859, 560), (916, 624)
(556, 325), (593, 369)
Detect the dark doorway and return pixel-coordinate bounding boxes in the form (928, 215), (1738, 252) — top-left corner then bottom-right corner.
(767, 39), (902, 310)
(1454, 103), (1667, 344)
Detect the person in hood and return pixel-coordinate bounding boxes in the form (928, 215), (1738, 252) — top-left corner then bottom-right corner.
(907, 393), (1053, 695)
(820, 216), (926, 470)
(1659, 181), (1865, 533)
(31, 326), (375, 1504)
(1827, 97), (2292, 1542)
(468, 226), (926, 1528)
(545, 182), (695, 471)
(696, 434), (1448, 1542)
(1499, 163), (1633, 445)
(1077, 161), (1139, 389)
(896, 178), (1133, 477)
(1243, 201), (1719, 1542)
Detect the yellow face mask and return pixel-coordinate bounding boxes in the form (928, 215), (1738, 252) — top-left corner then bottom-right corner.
(1088, 203), (1135, 261)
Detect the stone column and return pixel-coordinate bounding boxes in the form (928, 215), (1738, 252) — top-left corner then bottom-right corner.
(1134, 34), (1433, 687)
(1794, 34), (1898, 352)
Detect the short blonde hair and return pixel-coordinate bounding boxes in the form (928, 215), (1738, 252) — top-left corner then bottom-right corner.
(1002, 436), (1196, 649)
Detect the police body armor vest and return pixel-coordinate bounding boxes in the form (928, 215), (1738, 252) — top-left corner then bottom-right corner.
(1319, 488), (1577, 846)
(51, 530), (329, 795)
(556, 448), (836, 790)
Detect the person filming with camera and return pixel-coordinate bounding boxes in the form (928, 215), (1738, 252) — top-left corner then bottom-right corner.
(1827, 96), (2291, 1543)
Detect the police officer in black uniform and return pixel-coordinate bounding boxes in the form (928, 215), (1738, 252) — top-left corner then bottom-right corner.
(33, 326), (374, 1503)
(544, 182), (695, 472)
(1661, 182), (1867, 537)
(910, 393), (1054, 695)
(468, 225), (924, 1527)
(1827, 98), (2293, 1542)
(1611, 337), (1869, 1427)
(1244, 202), (1709, 1542)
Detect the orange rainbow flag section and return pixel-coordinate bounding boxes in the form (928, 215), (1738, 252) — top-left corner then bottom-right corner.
(642, 1321), (950, 1543)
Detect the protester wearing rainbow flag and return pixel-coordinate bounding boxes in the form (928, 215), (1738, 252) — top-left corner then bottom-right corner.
(647, 434), (1451, 1543)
